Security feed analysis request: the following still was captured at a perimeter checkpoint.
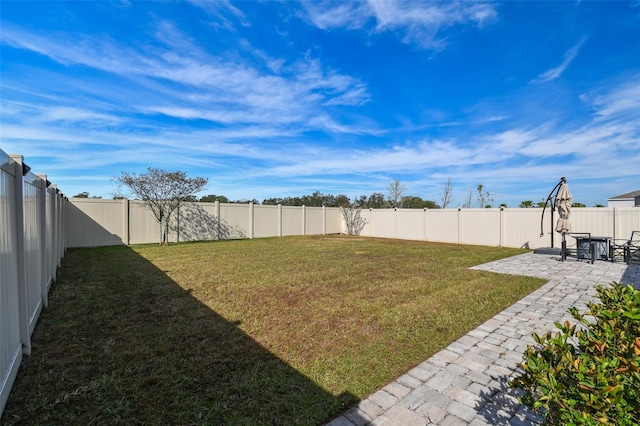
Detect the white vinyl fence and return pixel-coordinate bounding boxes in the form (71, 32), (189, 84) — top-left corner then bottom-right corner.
(67, 199), (344, 247)
(67, 198), (640, 250)
(357, 207), (640, 249)
(1, 151), (66, 416)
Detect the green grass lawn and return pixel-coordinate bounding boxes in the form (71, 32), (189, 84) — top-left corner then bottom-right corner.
(2, 236), (545, 425)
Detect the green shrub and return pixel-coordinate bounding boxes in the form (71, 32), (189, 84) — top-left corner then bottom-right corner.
(510, 282), (640, 425)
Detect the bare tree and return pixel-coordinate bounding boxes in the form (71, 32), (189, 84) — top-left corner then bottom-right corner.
(339, 198), (366, 235)
(387, 179), (407, 208)
(439, 178), (455, 209)
(116, 168), (207, 245)
(463, 188), (474, 208)
(341, 206), (366, 236)
(476, 184), (493, 208)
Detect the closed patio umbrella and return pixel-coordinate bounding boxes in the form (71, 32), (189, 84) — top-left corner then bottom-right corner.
(555, 180), (572, 260)
(555, 181), (572, 234)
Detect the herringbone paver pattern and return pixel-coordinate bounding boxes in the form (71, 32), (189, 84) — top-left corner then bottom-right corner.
(327, 253), (640, 426)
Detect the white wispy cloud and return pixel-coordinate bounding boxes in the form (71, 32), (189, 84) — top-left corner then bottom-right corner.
(531, 37), (588, 84)
(2, 3), (636, 206)
(302, 0), (498, 50)
(255, 75), (639, 188)
(300, 2), (370, 30)
(580, 75), (640, 121)
(187, 0), (249, 29)
(0, 21), (370, 133)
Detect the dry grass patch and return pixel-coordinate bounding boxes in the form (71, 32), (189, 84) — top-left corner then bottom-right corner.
(2, 236), (545, 425)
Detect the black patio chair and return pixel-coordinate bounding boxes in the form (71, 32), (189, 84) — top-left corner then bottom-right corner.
(609, 231), (640, 264)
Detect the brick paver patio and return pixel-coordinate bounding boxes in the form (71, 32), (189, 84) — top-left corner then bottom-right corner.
(327, 253), (640, 426)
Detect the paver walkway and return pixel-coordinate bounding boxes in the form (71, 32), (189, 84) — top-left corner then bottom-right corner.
(327, 253), (640, 426)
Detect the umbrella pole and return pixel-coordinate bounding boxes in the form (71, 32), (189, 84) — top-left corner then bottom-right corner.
(550, 209), (554, 248)
(540, 177), (564, 247)
(561, 233), (566, 261)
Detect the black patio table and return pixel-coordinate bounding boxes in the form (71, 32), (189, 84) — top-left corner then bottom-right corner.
(572, 234), (612, 264)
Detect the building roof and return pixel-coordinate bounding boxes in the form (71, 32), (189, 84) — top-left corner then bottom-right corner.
(608, 190), (640, 200)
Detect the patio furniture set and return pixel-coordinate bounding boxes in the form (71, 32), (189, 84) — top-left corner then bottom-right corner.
(565, 231), (640, 264)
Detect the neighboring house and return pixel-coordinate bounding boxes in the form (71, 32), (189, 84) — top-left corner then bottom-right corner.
(607, 190), (640, 207)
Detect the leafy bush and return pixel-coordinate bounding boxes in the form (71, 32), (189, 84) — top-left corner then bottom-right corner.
(510, 282), (640, 425)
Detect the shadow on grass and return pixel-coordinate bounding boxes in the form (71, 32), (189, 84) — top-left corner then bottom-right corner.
(1, 245), (355, 425)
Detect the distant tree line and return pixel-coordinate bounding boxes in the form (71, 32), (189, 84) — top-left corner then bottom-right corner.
(518, 200), (600, 208)
(199, 194), (259, 204)
(200, 190), (440, 209)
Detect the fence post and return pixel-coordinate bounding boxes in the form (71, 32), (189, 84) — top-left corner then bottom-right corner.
(176, 203), (181, 243)
(457, 208), (462, 245)
(215, 201), (220, 240)
(61, 197), (67, 253)
(53, 189), (61, 273)
(423, 208), (428, 241)
(36, 174), (48, 307)
(302, 205), (306, 235)
(9, 155), (31, 356)
(322, 206), (326, 235)
(395, 208), (399, 239)
(122, 198), (130, 245)
(249, 202), (254, 239)
(500, 206), (505, 247)
(278, 204), (282, 237)
(48, 185), (57, 282)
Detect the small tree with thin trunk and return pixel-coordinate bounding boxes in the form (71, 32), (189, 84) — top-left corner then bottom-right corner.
(116, 168), (207, 245)
(476, 184), (493, 208)
(387, 179), (407, 208)
(463, 188), (474, 208)
(440, 178), (455, 209)
(339, 198), (366, 236)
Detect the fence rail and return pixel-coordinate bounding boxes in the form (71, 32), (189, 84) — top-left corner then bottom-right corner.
(0, 151), (66, 416)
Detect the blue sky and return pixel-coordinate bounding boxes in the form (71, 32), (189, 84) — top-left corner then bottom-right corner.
(1, 1), (639, 207)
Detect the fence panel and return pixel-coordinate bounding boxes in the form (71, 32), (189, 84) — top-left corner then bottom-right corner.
(218, 203), (250, 240)
(425, 210), (459, 243)
(613, 207), (640, 241)
(370, 209), (397, 239)
(67, 199), (125, 247)
(23, 174), (44, 335)
(0, 151), (66, 417)
(174, 202), (219, 242)
(459, 209), (501, 246)
(128, 201), (160, 244)
(570, 208), (615, 239)
(397, 209), (426, 241)
(326, 207), (343, 234)
(282, 206), (303, 236)
(253, 205), (279, 238)
(502, 208), (549, 249)
(0, 154), (22, 417)
(305, 207), (324, 235)
(358, 209), (373, 236)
